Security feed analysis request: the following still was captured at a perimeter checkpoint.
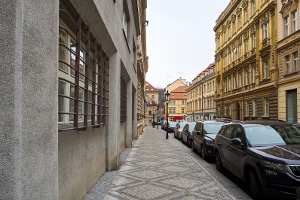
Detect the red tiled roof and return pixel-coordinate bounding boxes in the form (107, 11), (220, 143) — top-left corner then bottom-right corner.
(145, 81), (158, 92)
(169, 86), (189, 100)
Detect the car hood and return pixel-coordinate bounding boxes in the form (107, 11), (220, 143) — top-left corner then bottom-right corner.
(252, 145), (300, 161)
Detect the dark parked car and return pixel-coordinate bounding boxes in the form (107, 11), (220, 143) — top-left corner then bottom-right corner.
(181, 122), (196, 147)
(192, 120), (225, 160)
(174, 121), (188, 139)
(214, 121), (300, 200)
(162, 121), (177, 133)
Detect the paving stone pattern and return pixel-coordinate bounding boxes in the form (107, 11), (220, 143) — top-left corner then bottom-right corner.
(85, 126), (242, 200)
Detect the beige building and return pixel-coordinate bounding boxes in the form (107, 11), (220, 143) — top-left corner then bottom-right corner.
(145, 81), (159, 125)
(164, 77), (189, 120)
(214, 0), (279, 120)
(167, 86), (189, 122)
(277, 0), (300, 123)
(187, 63), (216, 122)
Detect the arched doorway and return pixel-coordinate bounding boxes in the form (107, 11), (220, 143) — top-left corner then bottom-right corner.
(233, 102), (241, 120)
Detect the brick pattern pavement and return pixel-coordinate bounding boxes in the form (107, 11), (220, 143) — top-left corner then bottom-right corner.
(86, 126), (238, 200)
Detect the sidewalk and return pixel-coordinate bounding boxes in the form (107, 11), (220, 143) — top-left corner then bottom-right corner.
(85, 126), (252, 200)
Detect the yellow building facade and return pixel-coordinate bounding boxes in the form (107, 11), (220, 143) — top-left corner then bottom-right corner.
(186, 63), (216, 122)
(277, 0), (300, 123)
(167, 86), (189, 122)
(214, 0), (279, 120)
(164, 77), (189, 120)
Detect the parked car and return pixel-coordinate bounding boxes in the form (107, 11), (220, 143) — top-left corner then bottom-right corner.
(162, 121), (177, 133)
(214, 120), (300, 200)
(192, 120), (225, 160)
(174, 121), (188, 139)
(181, 122), (196, 147)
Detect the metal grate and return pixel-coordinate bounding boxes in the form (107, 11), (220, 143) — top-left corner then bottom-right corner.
(58, 9), (109, 131)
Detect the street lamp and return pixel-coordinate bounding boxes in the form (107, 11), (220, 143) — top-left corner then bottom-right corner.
(165, 90), (170, 139)
(156, 105), (159, 129)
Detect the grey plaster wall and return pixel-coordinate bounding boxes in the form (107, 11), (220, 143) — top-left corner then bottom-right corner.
(58, 127), (106, 200)
(0, 0), (59, 199)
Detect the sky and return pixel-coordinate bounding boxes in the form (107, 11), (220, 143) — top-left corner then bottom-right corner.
(146, 1), (230, 88)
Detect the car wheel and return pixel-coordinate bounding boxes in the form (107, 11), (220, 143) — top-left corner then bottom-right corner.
(215, 151), (223, 172)
(249, 170), (263, 200)
(188, 138), (192, 148)
(201, 145), (206, 160)
(191, 141), (196, 152)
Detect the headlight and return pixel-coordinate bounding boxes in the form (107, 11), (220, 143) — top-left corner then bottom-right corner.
(260, 160), (288, 172)
(205, 140), (214, 146)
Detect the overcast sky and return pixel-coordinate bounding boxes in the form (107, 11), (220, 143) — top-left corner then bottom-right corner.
(146, 1), (230, 88)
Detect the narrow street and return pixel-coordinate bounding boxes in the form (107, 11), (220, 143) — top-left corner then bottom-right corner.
(85, 126), (252, 200)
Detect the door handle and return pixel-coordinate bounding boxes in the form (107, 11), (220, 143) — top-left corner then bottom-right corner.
(227, 147), (232, 151)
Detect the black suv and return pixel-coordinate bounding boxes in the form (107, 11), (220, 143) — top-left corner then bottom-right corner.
(191, 120), (225, 160)
(214, 120), (300, 200)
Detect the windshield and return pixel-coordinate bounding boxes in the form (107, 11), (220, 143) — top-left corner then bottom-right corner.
(188, 124), (196, 132)
(272, 125), (300, 144)
(204, 123), (224, 134)
(179, 122), (188, 128)
(245, 126), (286, 147)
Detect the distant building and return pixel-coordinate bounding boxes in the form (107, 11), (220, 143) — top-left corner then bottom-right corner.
(168, 86), (189, 122)
(164, 77), (190, 120)
(187, 63), (216, 122)
(145, 81), (159, 125)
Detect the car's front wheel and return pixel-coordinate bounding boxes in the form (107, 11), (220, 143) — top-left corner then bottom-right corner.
(215, 151), (223, 172)
(201, 145), (206, 160)
(191, 141), (196, 152)
(249, 170), (263, 200)
(187, 137), (192, 148)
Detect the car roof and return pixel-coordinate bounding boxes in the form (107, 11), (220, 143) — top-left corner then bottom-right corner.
(225, 119), (291, 127)
(196, 120), (225, 124)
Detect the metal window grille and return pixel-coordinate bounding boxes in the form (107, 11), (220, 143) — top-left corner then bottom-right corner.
(120, 77), (127, 122)
(58, 9), (109, 131)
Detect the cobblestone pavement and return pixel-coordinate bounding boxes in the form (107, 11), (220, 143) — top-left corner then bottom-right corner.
(85, 126), (252, 200)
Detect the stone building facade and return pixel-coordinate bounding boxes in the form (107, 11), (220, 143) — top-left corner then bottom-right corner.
(214, 0), (279, 120)
(277, 0), (300, 123)
(187, 63), (216, 122)
(137, 0), (148, 135)
(1, 0), (147, 199)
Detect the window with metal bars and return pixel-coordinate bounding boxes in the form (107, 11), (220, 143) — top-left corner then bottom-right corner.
(120, 77), (127, 122)
(58, 8), (109, 131)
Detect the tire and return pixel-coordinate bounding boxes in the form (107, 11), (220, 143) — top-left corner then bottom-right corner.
(249, 170), (263, 200)
(201, 145), (206, 160)
(188, 138), (192, 148)
(192, 141), (196, 152)
(215, 151), (223, 172)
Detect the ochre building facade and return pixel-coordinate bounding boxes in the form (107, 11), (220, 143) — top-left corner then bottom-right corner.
(214, 0), (279, 120)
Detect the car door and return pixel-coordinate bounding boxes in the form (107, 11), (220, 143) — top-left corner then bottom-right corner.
(182, 124), (189, 143)
(193, 122), (202, 150)
(226, 125), (247, 178)
(216, 125), (234, 169)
